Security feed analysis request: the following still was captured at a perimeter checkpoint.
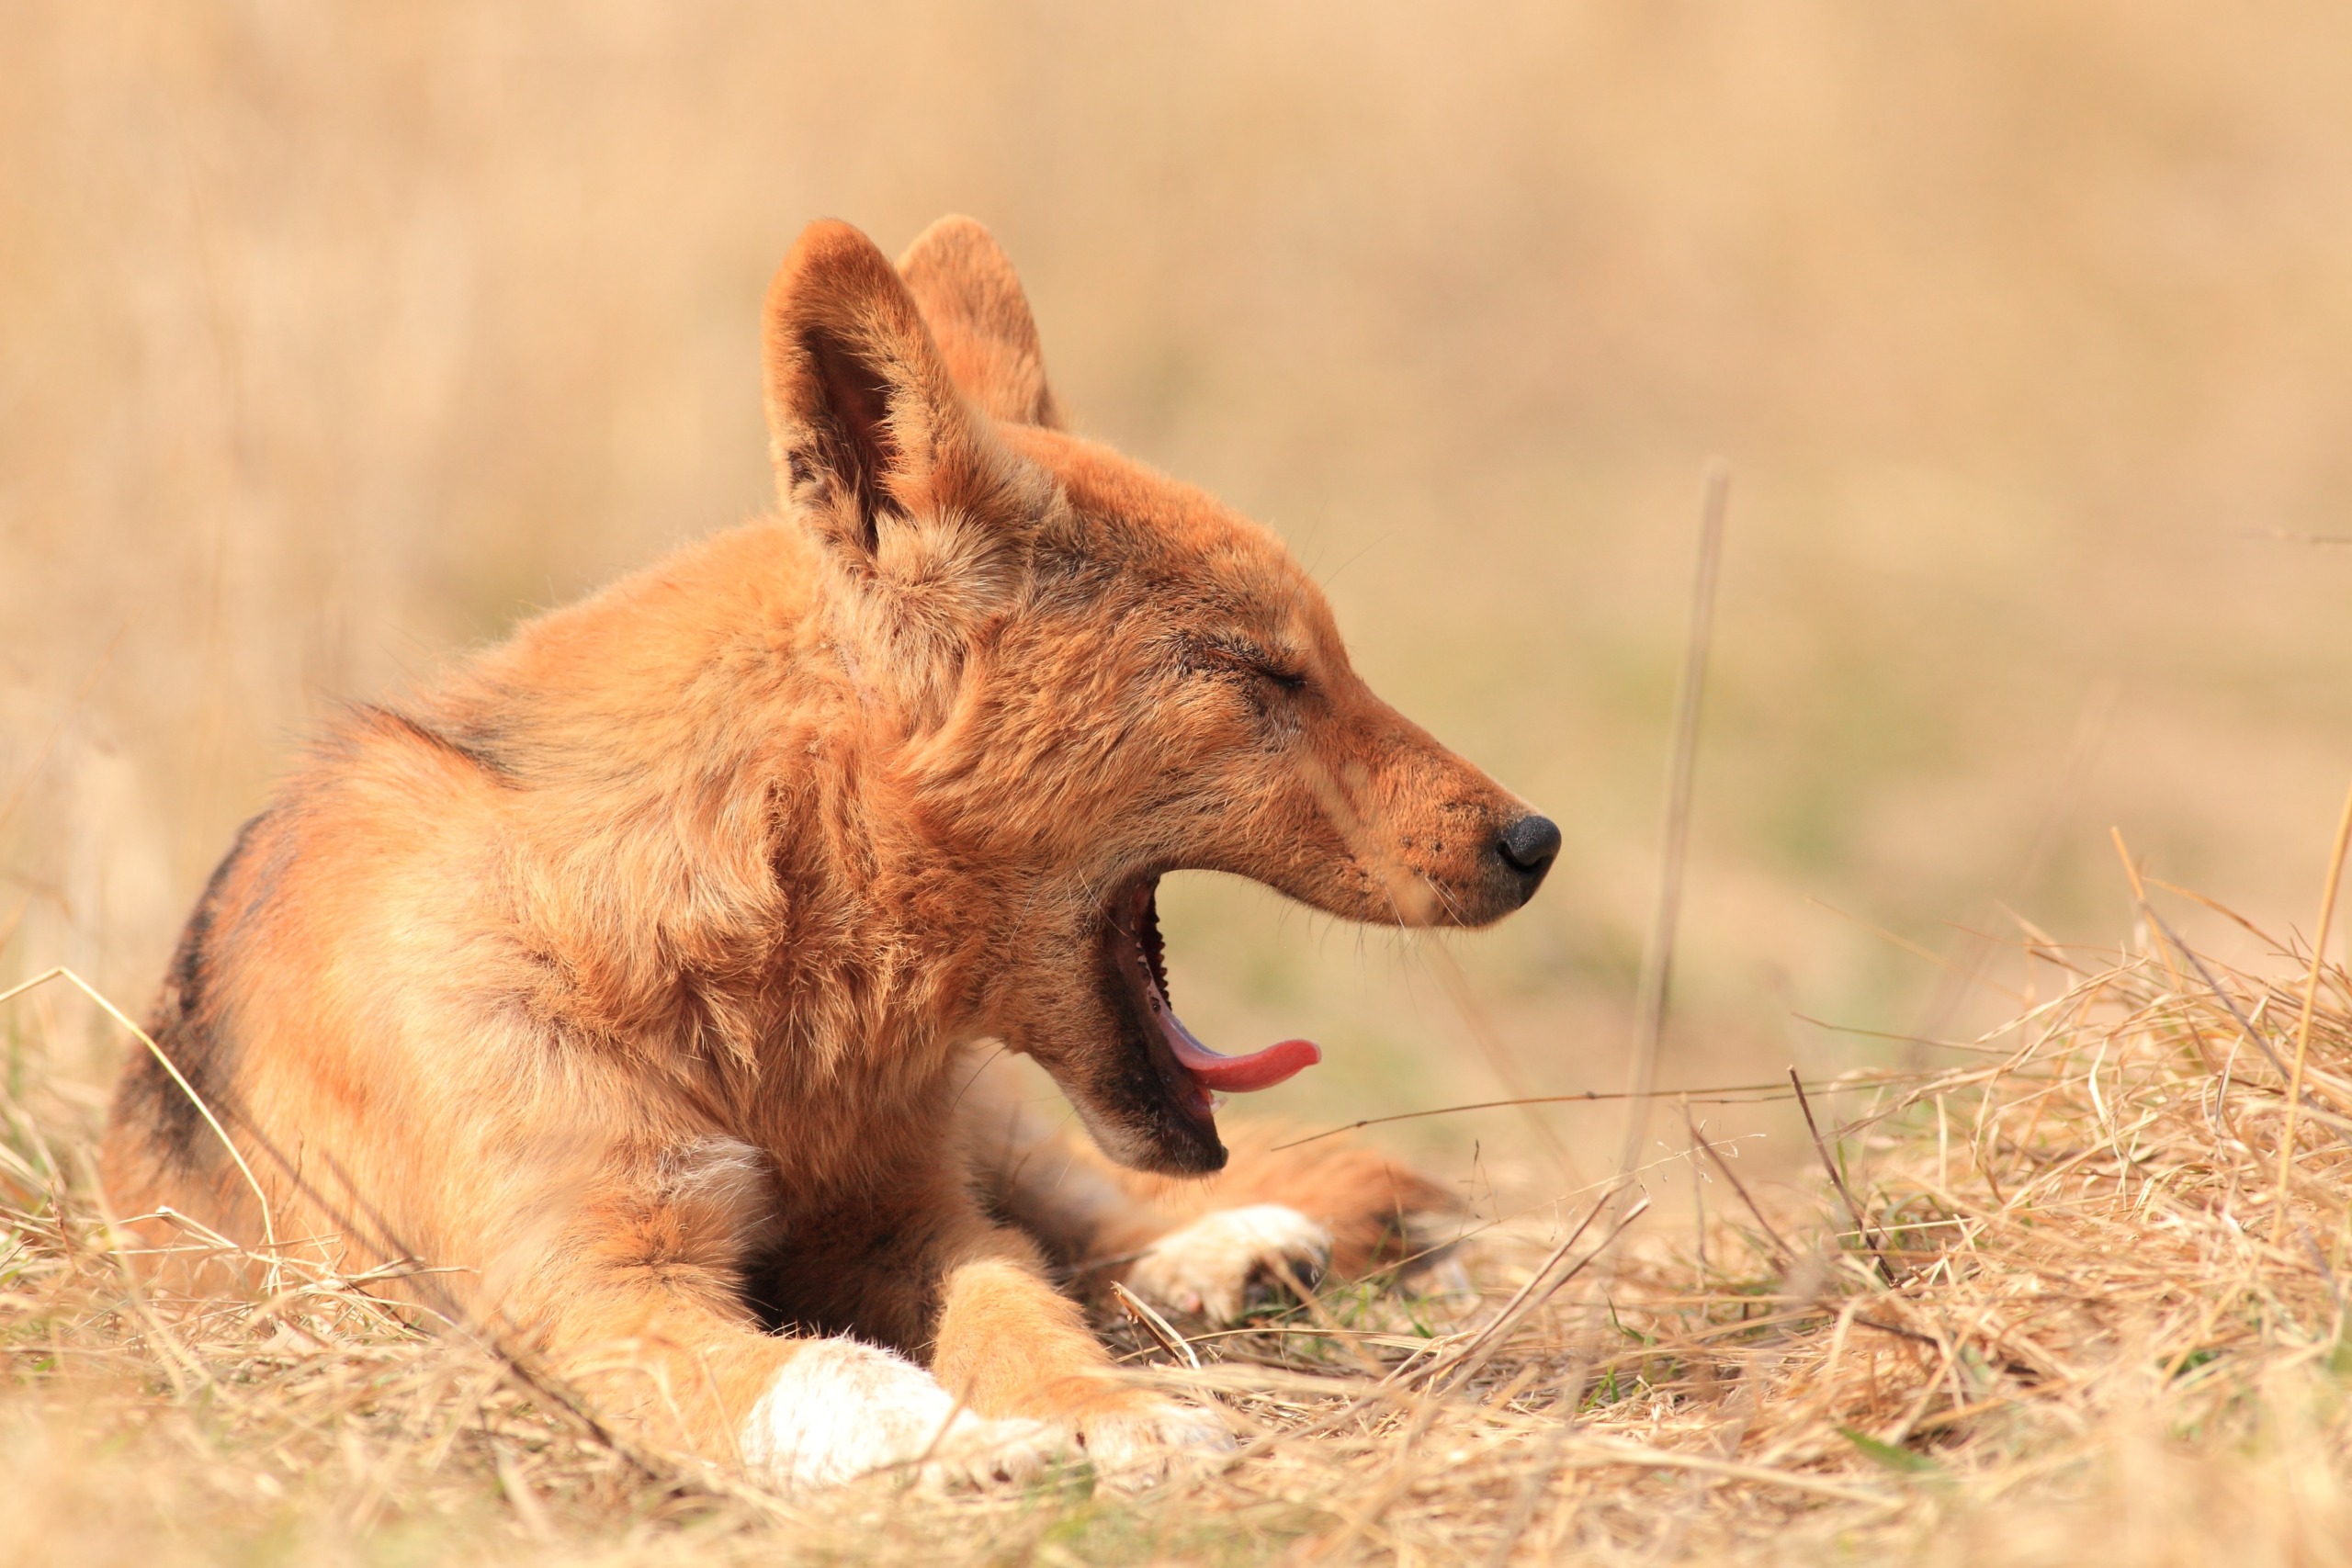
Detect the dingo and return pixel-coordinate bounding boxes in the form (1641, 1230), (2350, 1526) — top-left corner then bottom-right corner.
(102, 217), (1559, 1487)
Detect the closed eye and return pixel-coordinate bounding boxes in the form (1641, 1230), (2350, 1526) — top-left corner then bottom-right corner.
(1250, 660), (1307, 692)
(1180, 635), (1307, 693)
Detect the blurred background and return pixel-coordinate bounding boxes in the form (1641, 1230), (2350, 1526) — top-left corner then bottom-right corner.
(7, 2), (2352, 1208)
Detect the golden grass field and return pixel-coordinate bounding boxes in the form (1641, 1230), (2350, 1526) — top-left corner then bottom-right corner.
(10, 3), (2352, 1562)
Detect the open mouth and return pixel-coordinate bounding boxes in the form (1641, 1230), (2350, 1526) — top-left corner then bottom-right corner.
(1114, 877), (1322, 1122)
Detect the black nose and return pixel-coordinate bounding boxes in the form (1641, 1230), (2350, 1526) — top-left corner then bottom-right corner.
(1495, 813), (1561, 891)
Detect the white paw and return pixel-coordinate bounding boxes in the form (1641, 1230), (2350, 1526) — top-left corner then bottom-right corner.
(1078, 1396), (1234, 1486)
(741, 1339), (1065, 1490)
(1125, 1203), (1333, 1322)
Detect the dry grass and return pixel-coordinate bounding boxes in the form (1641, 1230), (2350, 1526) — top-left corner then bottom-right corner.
(10, 874), (2352, 1565)
(14, 6), (2352, 1562)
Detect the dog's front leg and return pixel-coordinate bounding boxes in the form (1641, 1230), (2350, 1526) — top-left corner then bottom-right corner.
(928, 1235), (1233, 1482)
(738, 1332), (1064, 1489)
(490, 1151), (1060, 1493)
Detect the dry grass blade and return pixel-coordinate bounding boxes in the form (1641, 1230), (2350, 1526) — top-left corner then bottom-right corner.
(2273, 777), (2352, 1243)
(1419, 1193), (1652, 1400)
(1685, 1102), (1797, 1266)
(0, 966), (278, 1261)
(1617, 461), (1730, 1187)
(1110, 1280), (1201, 1370)
(1788, 1066), (1895, 1284)
(2143, 903), (2352, 1146)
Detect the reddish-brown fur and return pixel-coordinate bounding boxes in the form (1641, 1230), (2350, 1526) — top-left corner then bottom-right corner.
(99, 217), (1550, 1472)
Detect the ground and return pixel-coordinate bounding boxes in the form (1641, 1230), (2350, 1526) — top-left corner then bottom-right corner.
(6, 892), (2351, 1567)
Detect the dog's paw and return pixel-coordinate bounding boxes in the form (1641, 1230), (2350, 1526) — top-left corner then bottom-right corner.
(1126, 1203), (1334, 1322)
(1075, 1394), (1233, 1487)
(742, 1338), (1065, 1490)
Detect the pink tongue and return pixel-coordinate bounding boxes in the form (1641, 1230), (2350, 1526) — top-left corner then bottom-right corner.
(1160, 1010), (1322, 1091)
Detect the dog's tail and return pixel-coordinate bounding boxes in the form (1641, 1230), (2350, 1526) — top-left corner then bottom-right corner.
(1130, 1122), (1460, 1277)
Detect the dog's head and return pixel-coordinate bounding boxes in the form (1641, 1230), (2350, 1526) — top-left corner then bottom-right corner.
(763, 217), (1557, 1175)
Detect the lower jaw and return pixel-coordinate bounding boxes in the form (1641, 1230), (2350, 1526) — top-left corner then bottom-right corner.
(1067, 1076), (1227, 1176)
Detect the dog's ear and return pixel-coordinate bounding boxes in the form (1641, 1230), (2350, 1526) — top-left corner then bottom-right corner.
(763, 220), (1010, 558)
(896, 216), (1063, 430)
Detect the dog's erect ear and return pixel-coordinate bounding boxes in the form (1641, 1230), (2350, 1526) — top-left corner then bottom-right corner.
(763, 220), (1005, 557)
(896, 216), (1063, 430)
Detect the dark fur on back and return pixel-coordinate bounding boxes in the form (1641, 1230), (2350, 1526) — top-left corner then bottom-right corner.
(117, 815), (266, 1172)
